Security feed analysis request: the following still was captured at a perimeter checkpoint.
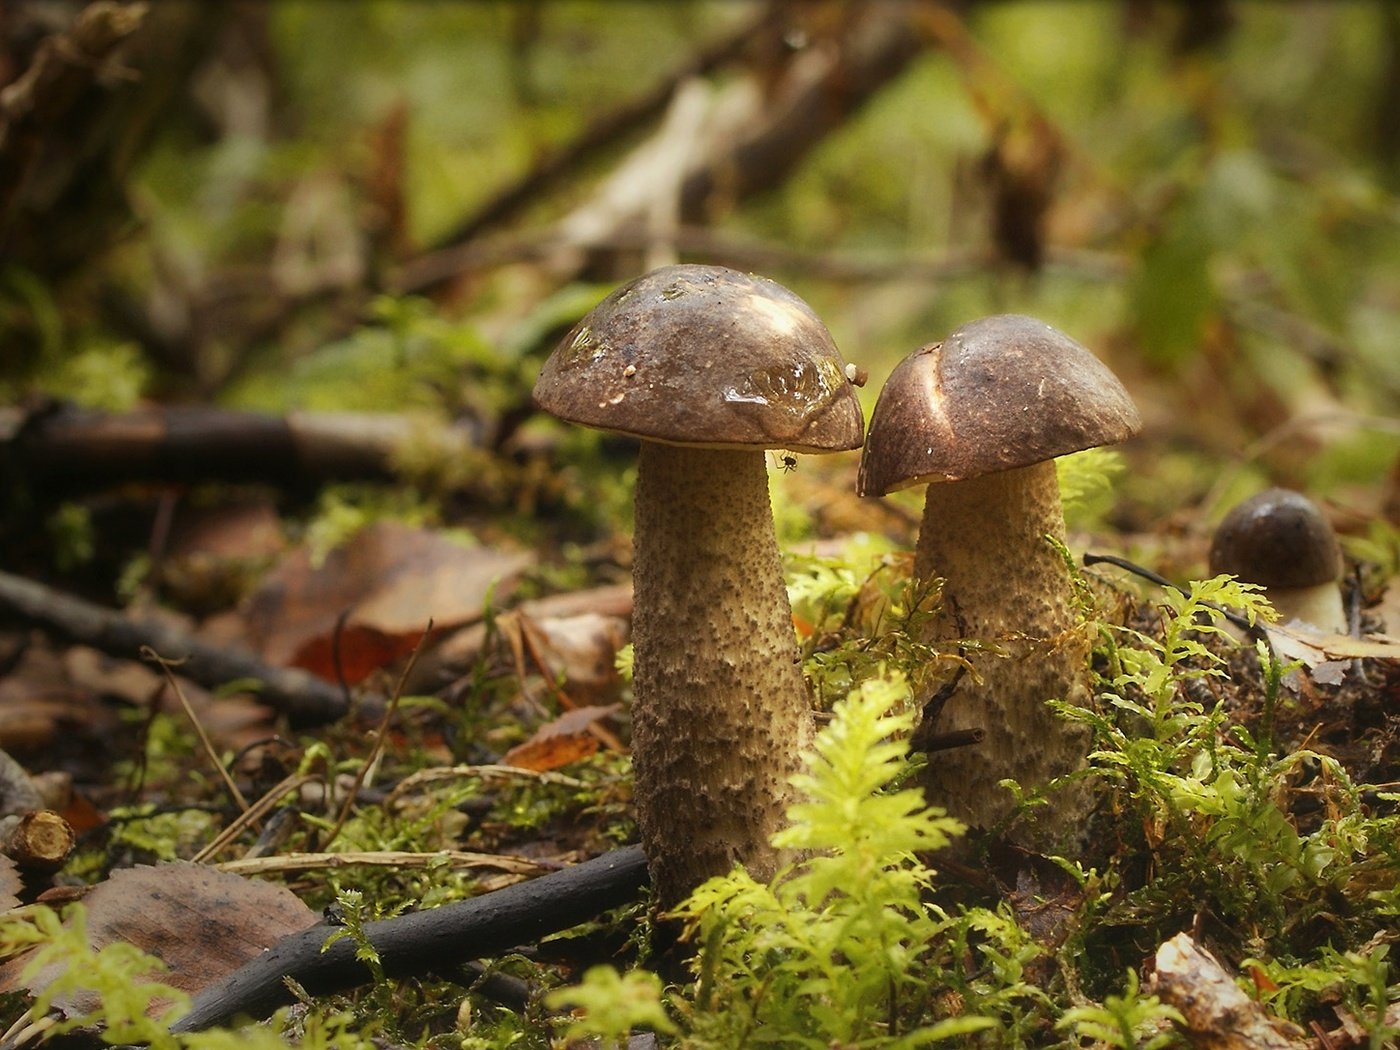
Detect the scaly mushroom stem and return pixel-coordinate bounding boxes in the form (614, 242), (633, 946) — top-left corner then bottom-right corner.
(913, 461), (1093, 846)
(631, 442), (813, 907)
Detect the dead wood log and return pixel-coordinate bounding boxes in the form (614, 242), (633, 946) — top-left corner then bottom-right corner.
(1150, 933), (1311, 1050)
(3, 402), (484, 496)
(0, 569), (360, 726)
(168, 844), (648, 1033)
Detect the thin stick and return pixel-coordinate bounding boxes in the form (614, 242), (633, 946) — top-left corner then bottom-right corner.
(1081, 552), (1260, 633)
(170, 846), (649, 1033)
(321, 621), (433, 850)
(143, 646), (250, 815)
(191, 773), (319, 864)
(215, 849), (554, 879)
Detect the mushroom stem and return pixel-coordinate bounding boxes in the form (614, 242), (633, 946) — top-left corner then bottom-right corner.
(1268, 586), (1347, 634)
(630, 442), (813, 906)
(913, 461), (1093, 844)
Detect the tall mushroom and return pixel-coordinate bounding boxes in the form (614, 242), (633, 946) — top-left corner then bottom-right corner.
(1209, 488), (1346, 633)
(857, 314), (1141, 845)
(534, 264), (864, 906)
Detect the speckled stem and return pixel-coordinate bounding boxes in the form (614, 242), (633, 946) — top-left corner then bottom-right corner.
(914, 461), (1093, 847)
(631, 442), (813, 907)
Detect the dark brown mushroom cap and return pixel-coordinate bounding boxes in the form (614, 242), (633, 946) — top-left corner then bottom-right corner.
(533, 264), (864, 452)
(1209, 488), (1343, 589)
(857, 314), (1142, 496)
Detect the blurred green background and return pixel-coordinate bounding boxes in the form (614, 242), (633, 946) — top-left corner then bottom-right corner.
(4, 0), (1399, 534)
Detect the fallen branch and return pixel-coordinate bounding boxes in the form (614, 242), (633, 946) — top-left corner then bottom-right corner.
(170, 844), (648, 1033)
(0, 570), (359, 726)
(3, 402), (484, 496)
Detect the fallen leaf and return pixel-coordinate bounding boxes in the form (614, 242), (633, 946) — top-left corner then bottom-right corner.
(242, 521), (531, 682)
(1265, 622), (1400, 665)
(502, 705), (622, 772)
(0, 862), (316, 1013)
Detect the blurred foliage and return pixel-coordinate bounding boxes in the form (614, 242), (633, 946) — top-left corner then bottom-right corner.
(2, 1), (1397, 527)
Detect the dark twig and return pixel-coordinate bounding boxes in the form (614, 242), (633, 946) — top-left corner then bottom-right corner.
(0, 569), (365, 725)
(913, 727), (985, 755)
(1081, 552), (1260, 634)
(169, 846), (648, 1033)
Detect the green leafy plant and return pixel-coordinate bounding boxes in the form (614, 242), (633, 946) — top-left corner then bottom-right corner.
(1056, 969), (1182, 1049)
(1056, 574), (1400, 1006)
(545, 966), (676, 1049)
(555, 673), (994, 1048)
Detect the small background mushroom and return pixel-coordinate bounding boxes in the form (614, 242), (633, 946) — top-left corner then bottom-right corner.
(1209, 487), (1347, 634)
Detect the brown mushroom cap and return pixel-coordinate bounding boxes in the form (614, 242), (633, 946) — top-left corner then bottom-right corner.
(857, 314), (1142, 496)
(1209, 488), (1343, 589)
(534, 264), (864, 452)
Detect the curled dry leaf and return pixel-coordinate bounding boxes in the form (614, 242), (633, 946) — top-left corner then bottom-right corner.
(502, 704), (623, 772)
(1264, 621), (1400, 681)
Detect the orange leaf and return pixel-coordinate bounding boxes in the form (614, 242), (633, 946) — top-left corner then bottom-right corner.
(502, 704), (621, 772)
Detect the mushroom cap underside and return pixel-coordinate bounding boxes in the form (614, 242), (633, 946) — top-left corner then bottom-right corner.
(857, 313), (1142, 496)
(1209, 487), (1343, 589)
(533, 264), (865, 452)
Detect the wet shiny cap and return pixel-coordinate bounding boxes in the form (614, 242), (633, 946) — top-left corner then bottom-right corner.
(857, 314), (1141, 496)
(533, 264), (864, 452)
(1209, 488), (1343, 589)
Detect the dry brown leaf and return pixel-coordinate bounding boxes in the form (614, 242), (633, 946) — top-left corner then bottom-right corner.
(1265, 622), (1400, 664)
(0, 642), (121, 754)
(242, 521), (531, 682)
(64, 646), (276, 753)
(529, 613), (629, 702)
(0, 862), (315, 1013)
(502, 704), (622, 772)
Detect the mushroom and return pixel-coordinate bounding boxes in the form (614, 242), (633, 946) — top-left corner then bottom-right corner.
(1208, 488), (1346, 633)
(857, 314), (1141, 844)
(533, 263), (864, 906)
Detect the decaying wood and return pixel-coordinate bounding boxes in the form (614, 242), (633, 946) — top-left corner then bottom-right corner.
(0, 569), (360, 726)
(398, 4), (927, 292)
(0, 810), (75, 873)
(410, 2), (785, 277)
(3, 402), (485, 496)
(1150, 933), (1311, 1050)
(0, 2), (149, 227)
(0, 2), (222, 281)
(169, 845), (648, 1033)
